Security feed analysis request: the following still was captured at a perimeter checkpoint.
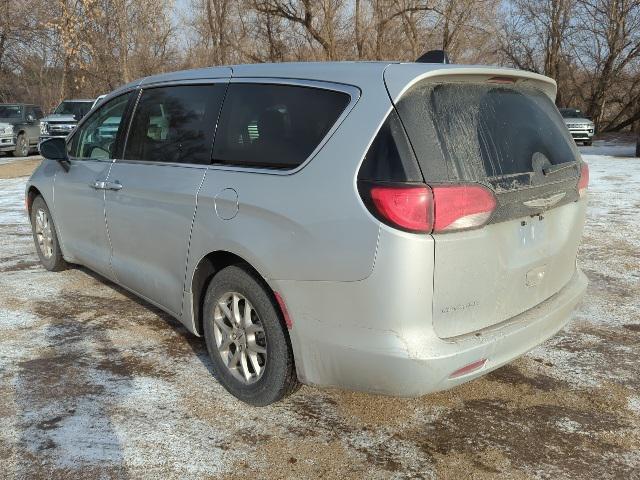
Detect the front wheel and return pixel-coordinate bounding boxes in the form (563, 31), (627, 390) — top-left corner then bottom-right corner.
(12, 133), (29, 157)
(203, 265), (300, 406)
(30, 196), (67, 271)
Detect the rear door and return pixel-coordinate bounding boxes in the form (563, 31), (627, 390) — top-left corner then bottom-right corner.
(386, 69), (587, 338)
(104, 83), (227, 315)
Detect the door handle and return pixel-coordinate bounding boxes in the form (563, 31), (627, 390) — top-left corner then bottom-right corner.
(104, 181), (122, 191)
(91, 181), (122, 191)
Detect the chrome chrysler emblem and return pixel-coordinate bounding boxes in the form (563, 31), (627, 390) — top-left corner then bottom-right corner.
(523, 192), (566, 210)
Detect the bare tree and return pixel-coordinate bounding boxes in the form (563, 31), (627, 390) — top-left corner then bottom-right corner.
(254, 0), (345, 60)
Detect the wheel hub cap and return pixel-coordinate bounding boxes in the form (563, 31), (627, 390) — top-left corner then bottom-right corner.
(212, 292), (267, 384)
(34, 208), (53, 259)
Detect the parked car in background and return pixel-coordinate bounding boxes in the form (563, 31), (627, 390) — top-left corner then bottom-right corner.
(28, 62), (588, 406)
(0, 103), (43, 157)
(39, 99), (94, 143)
(560, 108), (595, 145)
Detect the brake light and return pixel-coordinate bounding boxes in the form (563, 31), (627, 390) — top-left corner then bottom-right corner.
(432, 184), (496, 232)
(578, 162), (589, 197)
(364, 183), (496, 234)
(370, 185), (433, 233)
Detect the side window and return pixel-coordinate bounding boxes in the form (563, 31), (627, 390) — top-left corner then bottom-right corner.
(123, 84), (225, 165)
(358, 110), (423, 183)
(212, 84), (350, 170)
(68, 93), (132, 160)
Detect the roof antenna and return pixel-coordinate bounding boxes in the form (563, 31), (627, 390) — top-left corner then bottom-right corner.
(416, 50), (451, 64)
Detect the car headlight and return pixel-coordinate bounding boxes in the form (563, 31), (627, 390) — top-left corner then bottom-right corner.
(0, 125), (12, 135)
(40, 122), (49, 135)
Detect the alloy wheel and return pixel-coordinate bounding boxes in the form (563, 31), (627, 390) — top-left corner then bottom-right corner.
(34, 208), (53, 259)
(212, 292), (268, 384)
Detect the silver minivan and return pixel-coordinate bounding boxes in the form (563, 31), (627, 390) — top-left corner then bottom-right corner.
(27, 62), (589, 405)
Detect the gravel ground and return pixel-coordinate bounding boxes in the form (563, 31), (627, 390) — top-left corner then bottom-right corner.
(0, 144), (638, 479)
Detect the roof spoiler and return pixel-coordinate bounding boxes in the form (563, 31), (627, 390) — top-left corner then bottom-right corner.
(416, 50), (451, 64)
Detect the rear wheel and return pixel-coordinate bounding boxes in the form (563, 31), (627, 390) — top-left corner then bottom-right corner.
(203, 265), (299, 406)
(12, 133), (28, 157)
(30, 196), (67, 271)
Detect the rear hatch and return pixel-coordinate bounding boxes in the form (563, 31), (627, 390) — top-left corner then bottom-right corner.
(385, 67), (587, 338)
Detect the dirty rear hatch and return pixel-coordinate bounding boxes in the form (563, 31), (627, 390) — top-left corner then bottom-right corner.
(385, 66), (587, 338)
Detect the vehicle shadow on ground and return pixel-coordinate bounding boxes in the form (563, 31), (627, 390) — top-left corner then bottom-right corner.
(73, 266), (215, 376)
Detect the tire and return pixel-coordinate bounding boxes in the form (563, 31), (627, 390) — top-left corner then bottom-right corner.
(584, 140), (592, 146)
(12, 133), (29, 157)
(30, 196), (67, 271)
(203, 265), (300, 406)
(636, 139), (640, 158)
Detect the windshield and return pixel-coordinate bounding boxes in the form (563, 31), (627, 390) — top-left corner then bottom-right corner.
(0, 105), (22, 118)
(560, 109), (585, 119)
(54, 101), (93, 119)
(396, 82), (580, 189)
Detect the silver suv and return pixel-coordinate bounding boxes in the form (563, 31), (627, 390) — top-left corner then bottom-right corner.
(560, 108), (595, 145)
(27, 63), (589, 405)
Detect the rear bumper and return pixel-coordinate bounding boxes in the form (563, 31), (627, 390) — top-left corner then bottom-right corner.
(278, 266), (587, 397)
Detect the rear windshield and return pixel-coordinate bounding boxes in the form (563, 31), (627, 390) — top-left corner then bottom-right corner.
(396, 82), (580, 190)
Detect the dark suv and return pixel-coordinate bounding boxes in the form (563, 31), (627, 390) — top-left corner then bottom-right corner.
(0, 104), (43, 157)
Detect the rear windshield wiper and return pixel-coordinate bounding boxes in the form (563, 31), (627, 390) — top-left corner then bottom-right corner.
(542, 162), (577, 176)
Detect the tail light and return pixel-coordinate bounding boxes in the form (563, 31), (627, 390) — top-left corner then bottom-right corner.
(578, 162), (589, 197)
(369, 185), (433, 233)
(432, 184), (497, 232)
(361, 183), (496, 234)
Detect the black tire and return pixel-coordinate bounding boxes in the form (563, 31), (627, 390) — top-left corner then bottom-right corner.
(584, 140), (592, 146)
(12, 133), (29, 157)
(203, 265), (300, 406)
(30, 196), (67, 271)
(635, 138), (640, 158)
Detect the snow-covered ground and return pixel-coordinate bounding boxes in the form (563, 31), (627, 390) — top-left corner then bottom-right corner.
(0, 142), (638, 479)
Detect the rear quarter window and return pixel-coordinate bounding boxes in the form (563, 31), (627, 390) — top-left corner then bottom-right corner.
(212, 84), (350, 170)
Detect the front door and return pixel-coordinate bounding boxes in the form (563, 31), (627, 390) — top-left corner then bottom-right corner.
(105, 83), (227, 315)
(53, 92), (133, 278)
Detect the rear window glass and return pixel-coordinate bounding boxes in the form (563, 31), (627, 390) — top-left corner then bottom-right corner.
(396, 82), (580, 189)
(212, 84), (350, 170)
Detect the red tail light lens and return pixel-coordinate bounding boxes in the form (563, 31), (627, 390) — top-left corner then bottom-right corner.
(578, 162), (589, 197)
(432, 184), (497, 232)
(370, 185), (433, 233)
(363, 183), (496, 234)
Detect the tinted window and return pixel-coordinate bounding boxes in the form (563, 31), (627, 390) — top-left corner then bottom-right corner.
(124, 85), (225, 165)
(397, 83), (580, 189)
(68, 93), (132, 160)
(212, 84), (350, 169)
(0, 105), (22, 118)
(54, 101), (93, 119)
(358, 110), (422, 183)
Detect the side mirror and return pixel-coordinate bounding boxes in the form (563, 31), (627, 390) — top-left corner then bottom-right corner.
(39, 137), (70, 171)
(26, 114), (36, 123)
